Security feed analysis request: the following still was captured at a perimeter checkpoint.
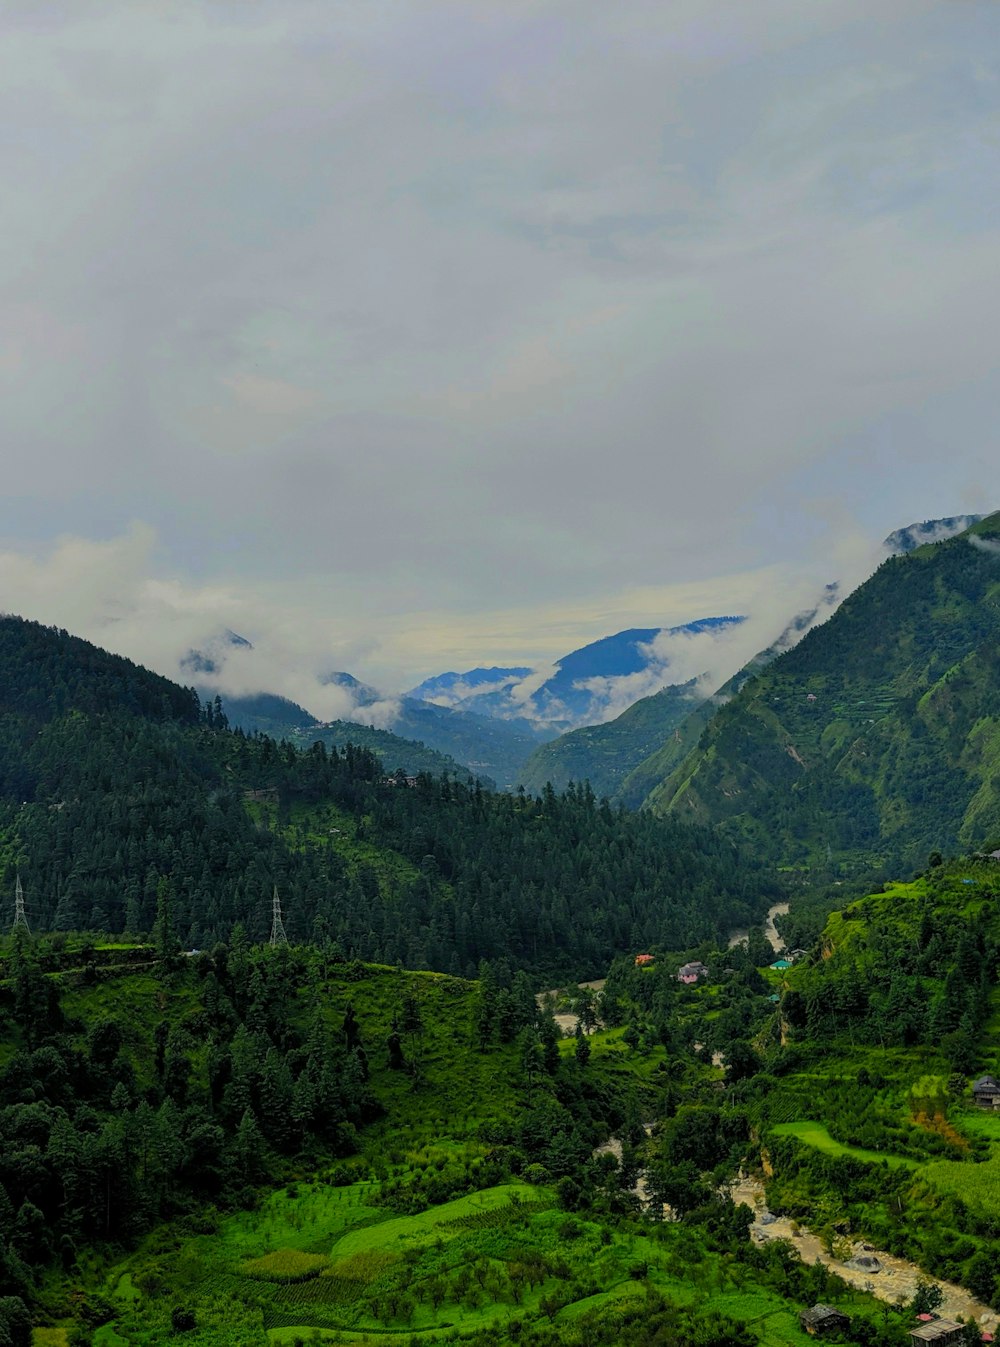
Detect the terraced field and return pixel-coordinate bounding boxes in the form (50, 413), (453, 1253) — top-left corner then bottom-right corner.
(770, 1121), (918, 1169)
(86, 1167), (888, 1347)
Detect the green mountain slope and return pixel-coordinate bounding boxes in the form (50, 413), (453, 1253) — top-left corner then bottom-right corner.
(515, 681), (700, 801)
(521, 591), (842, 810)
(0, 919), (936, 1347)
(291, 719), (496, 788)
(645, 513), (1000, 868)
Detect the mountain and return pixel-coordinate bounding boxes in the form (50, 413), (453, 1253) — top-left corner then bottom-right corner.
(213, 690), (319, 735)
(387, 697), (548, 787)
(518, 590), (840, 806)
(321, 669), (382, 705)
(526, 619), (741, 728)
(644, 512), (1000, 869)
(292, 718), (498, 789)
(409, 665), (532, 706)
(412, 618), (744, 734)
(516, 679), (701, 800)
(183, 634), (542, 784)
(520, 512), (982, 812)
(0, 613), (776, 973)
(180, 627), (253, 676)
(310, 693), (544, 791)
(884, 513), (983, 554)
(204, 686), (498, 786)
(180, 621), (748, 786)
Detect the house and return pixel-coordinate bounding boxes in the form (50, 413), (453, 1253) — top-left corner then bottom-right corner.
(677, 960), (709, 983)
(634, 953), (654, 967)
(770, 958), (792, 971)
(788, 948), (809, 963)
(909, 1321), (966, 1345)
(972, 1075), (1000, 1109)
(799, 1305), (850, 1336)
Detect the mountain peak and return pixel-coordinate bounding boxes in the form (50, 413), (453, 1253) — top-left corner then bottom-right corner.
(883, 514), (984, 554)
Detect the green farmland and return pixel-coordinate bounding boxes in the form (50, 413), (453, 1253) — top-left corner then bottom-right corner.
(770, 1122), (917, 1169)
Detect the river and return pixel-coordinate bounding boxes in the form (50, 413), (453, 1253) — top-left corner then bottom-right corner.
(730, 1173), (998, 1331)
(553, 905), (997, 1330)
(728, 900), (790, 954)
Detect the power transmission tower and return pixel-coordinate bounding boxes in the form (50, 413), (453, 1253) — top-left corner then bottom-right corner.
(269, 887), (288, 947)
(12, 873), (30, 935)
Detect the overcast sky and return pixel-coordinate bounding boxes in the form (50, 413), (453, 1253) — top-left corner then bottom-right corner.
(1, 0), (999, 700)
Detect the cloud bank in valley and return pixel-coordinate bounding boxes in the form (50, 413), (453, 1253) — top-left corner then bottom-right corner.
(0, 520), (886, 733)
(0, 2), (997, 713)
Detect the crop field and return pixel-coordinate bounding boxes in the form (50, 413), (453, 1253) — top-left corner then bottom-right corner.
(770, 1121), (917, 1168)
(922, 1145), (1000, 1210)
(211, 1181), (384, 1261)
(86, 1165), (904, 1347)
(240, 1250), (331, 1282)
(328, 1183), (539, 1257)
(773, 1107), (1000, 1222)
(957, 1109), (1000, 1142)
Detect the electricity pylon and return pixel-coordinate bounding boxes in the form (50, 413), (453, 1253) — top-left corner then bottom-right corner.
(269, 887), (288, 947)
(12, 873), (30, 935)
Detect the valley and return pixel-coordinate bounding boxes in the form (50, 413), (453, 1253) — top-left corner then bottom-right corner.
(6, 518), (1000, 1346)
(5, 1), (998, 1341)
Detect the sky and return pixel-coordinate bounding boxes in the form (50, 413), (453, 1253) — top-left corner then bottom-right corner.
(1, 0), (999, 712)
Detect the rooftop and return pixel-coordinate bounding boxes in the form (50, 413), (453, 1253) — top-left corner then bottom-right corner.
(909, 1321), (964, 1342)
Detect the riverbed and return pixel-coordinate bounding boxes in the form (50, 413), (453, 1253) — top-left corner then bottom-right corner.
(536, 978), (607, 1036)
(731, 1173), (998, 1330)
(728, 901), (790, 953)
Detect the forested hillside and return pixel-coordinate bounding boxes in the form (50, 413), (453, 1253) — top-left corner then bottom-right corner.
(516, 682), (700, 802)
(0, 616), (777, 980)
(292, 719), (495, 788)
(519, 588), (840, 811)
(645, 513), (1000, 869)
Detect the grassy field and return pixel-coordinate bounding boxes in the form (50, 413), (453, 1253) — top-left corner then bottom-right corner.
(770, 1121), (918, 1168)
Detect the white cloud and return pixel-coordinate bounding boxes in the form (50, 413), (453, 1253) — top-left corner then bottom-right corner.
(0, 511), (942, 736)
(0, 0), (996, 695)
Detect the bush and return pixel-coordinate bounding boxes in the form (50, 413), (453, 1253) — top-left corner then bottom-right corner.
(171, 1307), (196, 1332)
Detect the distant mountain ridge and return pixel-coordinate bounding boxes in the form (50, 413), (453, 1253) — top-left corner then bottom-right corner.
(189, 618), (749, 787)
(178, 516), (985, 800)
(516, 513), (985, 810)
(517, 591), (839, 803)
(411, 666), (532, 703)
(413, 617), (745, 734)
